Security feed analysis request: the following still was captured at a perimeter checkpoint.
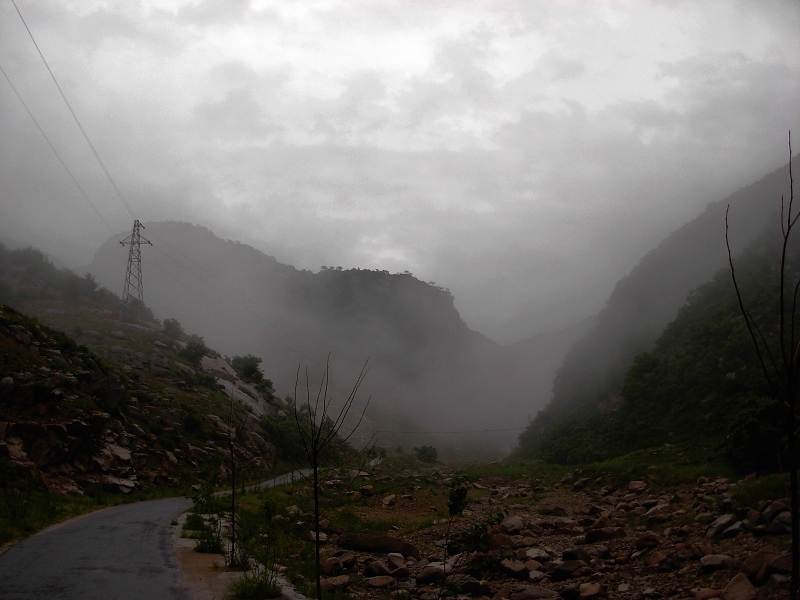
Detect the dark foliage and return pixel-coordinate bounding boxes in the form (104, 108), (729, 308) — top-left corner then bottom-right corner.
(517, 226), (796, 473)
(162, 317), (183, 339)
(179, 341), (208, 368)
(413, 445), (438, 463)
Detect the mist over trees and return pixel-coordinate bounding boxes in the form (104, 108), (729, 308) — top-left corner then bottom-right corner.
(516, 237), (785, 468)
(84, 221), (548, 453)
(517, 162), (791, 457)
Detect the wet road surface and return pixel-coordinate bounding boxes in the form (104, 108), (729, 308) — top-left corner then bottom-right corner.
(0, 497), (193, 600)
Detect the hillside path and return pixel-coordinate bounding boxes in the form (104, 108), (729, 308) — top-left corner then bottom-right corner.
(0, 497), (193, 600)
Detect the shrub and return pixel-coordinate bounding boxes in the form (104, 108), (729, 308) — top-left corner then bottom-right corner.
(413, 445), (438, 463)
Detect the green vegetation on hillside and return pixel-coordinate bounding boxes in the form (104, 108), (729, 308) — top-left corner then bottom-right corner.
(517, 227), (796, 473)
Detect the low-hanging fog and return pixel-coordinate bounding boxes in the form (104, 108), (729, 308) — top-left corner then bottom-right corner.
(1, 1), (799, 455)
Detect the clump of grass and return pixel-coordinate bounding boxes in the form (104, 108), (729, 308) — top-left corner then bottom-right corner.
(182, 512), (205, 533)
(334, 508), (398, 535)
(581, 443), (736, 488)
(229, 574), (282, 599)
(732, 473), (789, 509)
(462, 460), (567, 484)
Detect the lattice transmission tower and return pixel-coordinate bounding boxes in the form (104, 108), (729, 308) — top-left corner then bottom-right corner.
(120, 220), (152, 311)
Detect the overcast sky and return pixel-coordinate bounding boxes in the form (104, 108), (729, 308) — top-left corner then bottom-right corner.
(1, 0), (798, 343)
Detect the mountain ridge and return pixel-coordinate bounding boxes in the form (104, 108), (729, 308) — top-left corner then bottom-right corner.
(518, 158), (793, 453)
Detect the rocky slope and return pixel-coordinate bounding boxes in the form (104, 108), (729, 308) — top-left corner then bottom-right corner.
(290, 469), (791, 599)
(0, 302), (277, 497)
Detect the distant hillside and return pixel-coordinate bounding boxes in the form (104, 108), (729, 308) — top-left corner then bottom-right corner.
(517, 160), (792, 455)
(85, 222), (534, 451)
(499, 317), (595, 422)
(516, 221), (794, 471)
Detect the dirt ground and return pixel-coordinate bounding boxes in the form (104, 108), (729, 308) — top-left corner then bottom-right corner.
(172, 512), (243, 600)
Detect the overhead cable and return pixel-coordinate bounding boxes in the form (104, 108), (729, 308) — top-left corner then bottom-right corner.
(0, 63), (120, 242)
(11, 0), (137, 220)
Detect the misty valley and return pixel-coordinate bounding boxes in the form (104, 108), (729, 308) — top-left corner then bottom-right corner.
(0, 158), (798, 598)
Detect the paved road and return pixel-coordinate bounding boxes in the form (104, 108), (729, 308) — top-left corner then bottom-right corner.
(0, 470), (311, 599)
(0, 497), (193, 600)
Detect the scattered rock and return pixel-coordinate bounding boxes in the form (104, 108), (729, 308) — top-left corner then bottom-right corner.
(720, 573), (757, 600)
(509, 585), (559, 600)
(320, 575), (351, 592)
(336, 532), (421, 560)
(699, 554), (731, 572)
(578, 582), (602, 598)
(364, 560), (392, 577)
(363, 576), (396, 589)
(706, 514), (736, 538)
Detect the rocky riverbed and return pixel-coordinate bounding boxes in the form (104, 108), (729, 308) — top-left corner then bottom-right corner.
(281, 472), (791, 600)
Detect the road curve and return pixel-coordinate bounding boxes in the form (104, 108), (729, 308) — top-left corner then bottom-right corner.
(0, 497), (193, 600)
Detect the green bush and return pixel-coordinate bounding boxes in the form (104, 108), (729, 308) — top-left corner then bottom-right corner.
(229, 575), (282, 599)
(413, 445), (438, 463)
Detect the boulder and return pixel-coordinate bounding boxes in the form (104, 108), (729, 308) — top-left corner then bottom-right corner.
(501, 515), (525, 533)
(572, 478), (590, 491)
(387, 553), (406, 570)
(364, 560), (392, 577)
(524, 548), (551, 562)
(320, 575), (350, 592)
(363, 576), (396, 589)
(759, 500), (789, 524)
(635, 532), (660, 550)
(706, 514), (736, 538)
(446, 573), (483, 595)
(585, 527), (624, 543)
(549, 560), (587, 581)
(500, 558), (529, 579)
(562, 547), (591, 562)
(720, 521), (746, 538)
(578, 582), (602, 598)
(336, 532), (421, 560)
(699, 554), (731, 572)
(720, 573), (757, 600)
(415, 565), (445, 584)
(509, 585), (559, 600)
(337, 551), (357, 569)
(740, 546), (781, 584)
(320, 557), (343, 575)
(766, 553), (792, 576)
(483, 533), (514, 550)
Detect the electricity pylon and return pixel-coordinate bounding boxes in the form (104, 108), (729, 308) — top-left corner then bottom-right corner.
(120, 220), (152, 312)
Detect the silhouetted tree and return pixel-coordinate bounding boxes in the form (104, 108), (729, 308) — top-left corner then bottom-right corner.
(163, 317), (183, 339)
(726, 133), (798, 598)
(179, 340), (207, 367)
(288, 356), (371, 600)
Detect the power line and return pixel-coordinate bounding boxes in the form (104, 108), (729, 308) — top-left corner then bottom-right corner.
(6, 3), (519, 430)
(0, 63), (120, 241)
(11, 0), (137, 221)
(8, 0), (364, 363)
(364, 427), (528, 435)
